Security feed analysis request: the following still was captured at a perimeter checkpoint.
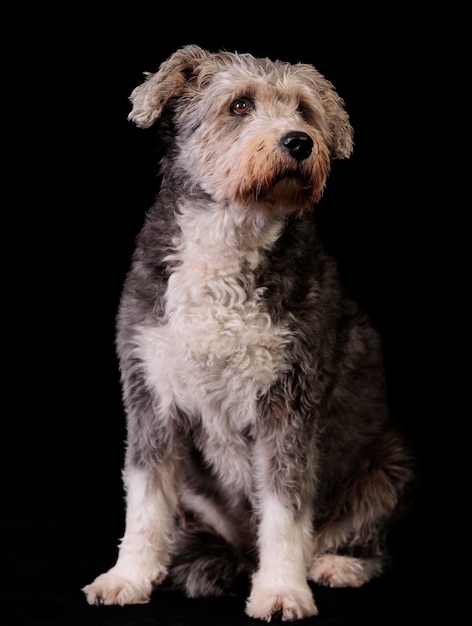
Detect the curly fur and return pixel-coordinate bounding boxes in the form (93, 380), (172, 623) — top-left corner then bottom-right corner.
(82, 45), (414, 621)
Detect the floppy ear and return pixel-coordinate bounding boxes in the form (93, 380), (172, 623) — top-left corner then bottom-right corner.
(317, 77), (354, 159)
(299, 64), (354, 159)
(128, 44), (210, 128)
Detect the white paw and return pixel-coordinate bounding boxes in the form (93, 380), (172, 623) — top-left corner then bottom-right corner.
(309, 554), (370, 588)
(246, 584), (318, 622)
(82, 570), (154, 606)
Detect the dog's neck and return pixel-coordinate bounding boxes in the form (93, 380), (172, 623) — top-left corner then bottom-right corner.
(170, 197), (286, 268)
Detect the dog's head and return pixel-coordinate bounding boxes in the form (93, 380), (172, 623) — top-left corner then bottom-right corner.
(128, 45), (354, 212)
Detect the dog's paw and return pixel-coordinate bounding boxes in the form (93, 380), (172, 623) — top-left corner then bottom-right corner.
(245, 584), (318, 622)
(82, 571), (154, 606)
(309, 554), (374, 588)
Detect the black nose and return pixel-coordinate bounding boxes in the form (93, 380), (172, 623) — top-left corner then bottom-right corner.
(281, 131), (314, 161)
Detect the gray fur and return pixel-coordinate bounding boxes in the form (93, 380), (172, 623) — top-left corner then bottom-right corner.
(83, 45), (414, 621)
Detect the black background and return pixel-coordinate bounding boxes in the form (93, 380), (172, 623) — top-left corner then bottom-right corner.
(3, 8), (468, 625)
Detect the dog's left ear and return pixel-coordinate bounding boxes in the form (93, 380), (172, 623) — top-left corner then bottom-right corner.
(304, 68), (354, 159)
(128, 44), (210, 128)
(318, 79), (354, 159)
(322, 84), (354, 159)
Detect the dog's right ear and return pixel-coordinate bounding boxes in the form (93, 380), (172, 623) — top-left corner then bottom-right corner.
(128, 44), (209, 128)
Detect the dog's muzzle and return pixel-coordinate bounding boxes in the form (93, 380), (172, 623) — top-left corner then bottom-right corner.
(280, 132), (314, 162)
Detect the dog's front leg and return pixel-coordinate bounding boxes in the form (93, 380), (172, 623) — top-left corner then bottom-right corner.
(83, 448), (179, 606)
(246, 406), (318, 621)
(246, 497), (318, 621)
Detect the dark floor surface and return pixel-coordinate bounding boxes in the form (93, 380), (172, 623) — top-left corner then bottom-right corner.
(2, 442), (468, 626)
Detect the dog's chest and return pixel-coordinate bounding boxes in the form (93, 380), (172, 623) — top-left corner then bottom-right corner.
(141, 208), (289, 431)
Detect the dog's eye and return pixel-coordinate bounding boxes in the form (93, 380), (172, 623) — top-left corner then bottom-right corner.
(231, 98), (253, 115)
(297, 100), (316, 124)
(297, 102), (308, 117)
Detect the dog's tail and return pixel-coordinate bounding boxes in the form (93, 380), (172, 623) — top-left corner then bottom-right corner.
(169, 525), (253, 598)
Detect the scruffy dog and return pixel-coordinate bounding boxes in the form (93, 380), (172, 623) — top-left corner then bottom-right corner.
(83, 45), (414, 621)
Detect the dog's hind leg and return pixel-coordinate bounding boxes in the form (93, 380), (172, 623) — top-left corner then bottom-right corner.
(307, 516), (387, 589)
(308, 431), (413, 589)
(309, 553), (384, 588)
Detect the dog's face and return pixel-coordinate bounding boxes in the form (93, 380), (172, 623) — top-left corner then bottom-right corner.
(128, 45), (354, 213)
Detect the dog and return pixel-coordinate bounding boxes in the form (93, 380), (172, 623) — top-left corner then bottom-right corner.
(82, 44), (414, 621)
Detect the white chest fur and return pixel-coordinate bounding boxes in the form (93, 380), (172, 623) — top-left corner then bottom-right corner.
(137, 203), (290, 486)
